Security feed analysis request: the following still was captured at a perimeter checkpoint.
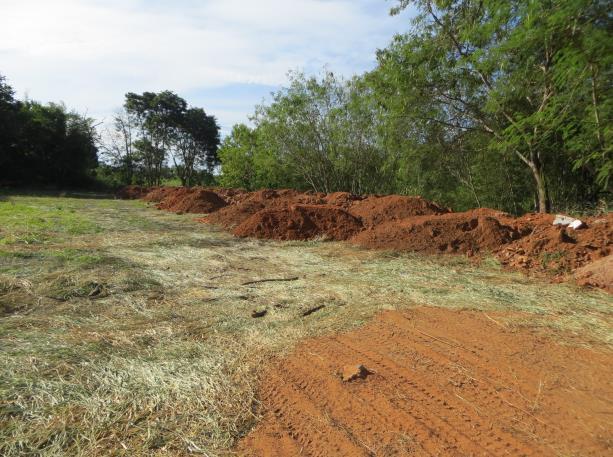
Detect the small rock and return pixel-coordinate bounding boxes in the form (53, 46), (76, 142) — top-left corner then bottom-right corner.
(341, 364), (371, 382)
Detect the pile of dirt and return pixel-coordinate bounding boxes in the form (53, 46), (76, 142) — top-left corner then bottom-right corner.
(234, 204), (363, 241)
(155, 187), (195, 210)
(210, 187), (249, 205)
(121, 184), (612, 291)
(239, 307), (613, 456)
(203, 200), (267, 228)
(349, 195), (449, 227)
(202, 189), (327, 228)
(324, 192), (363, 208)
(351, 210), (521, 254)
(157, 188), (227, 214)
(116, 185), (150, 199)
(497, 214), (612, 277)
(142, 186), (177, 203)
(574, 255), (613, 292)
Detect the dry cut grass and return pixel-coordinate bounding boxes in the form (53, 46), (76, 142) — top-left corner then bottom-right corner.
(0, 193), (611, 456)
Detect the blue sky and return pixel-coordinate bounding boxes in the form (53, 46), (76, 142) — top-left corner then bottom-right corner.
(1, 0), (413, 134)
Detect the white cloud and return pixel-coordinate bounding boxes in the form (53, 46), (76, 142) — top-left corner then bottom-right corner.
(0, 0), (409, 126)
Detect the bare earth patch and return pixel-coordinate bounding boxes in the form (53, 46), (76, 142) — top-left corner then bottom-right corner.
(240, 307), (613, 456)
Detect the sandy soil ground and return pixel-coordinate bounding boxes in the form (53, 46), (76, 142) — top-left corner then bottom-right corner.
(239, 307), (612, 456)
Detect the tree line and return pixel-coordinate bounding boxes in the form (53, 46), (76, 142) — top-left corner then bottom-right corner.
(0, 75), (98, 187)
(218, 0), (611, 213)
(0, 76), (220, 189)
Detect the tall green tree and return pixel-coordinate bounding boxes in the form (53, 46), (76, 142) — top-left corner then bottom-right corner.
(124, 91), (187, 185)
(384, 0), (611, 212)
(173, 108), (220, 186)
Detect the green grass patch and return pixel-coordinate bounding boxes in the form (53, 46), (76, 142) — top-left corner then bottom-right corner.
(0, 200), (101, 245)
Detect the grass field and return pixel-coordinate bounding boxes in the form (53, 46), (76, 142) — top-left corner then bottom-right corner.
(1, 193), (611, 456)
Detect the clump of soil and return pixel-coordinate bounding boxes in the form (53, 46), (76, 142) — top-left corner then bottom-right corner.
(116, 185), (150, 199)
(158, 188), (227, 214)
(349, 195), (449, 227)
(324, 192), (363, 208)
(496, 214), (612, 277)
(142, 186), (177, 203)
(234, 204), (363, 241)
(203, 200), (268, 228)
(351, 210), (520, 254)
(211, 187), (250, 205)
(202, 189), (326, 228)
(574, 255), (612, 292)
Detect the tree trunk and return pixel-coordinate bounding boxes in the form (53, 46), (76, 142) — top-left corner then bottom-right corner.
(529, 162), (549, 213)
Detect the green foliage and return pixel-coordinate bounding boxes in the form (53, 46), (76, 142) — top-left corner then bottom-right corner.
(218, 0), (611, 213)
(113, 91), (220, 186)
(0, 75), (98, 188)
(382, 0), (611, 212)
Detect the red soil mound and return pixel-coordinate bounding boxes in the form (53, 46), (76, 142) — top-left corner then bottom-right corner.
(239, 307), (612, 456)
(574, 255), (613, 292)
(128, 185), (611, 291)
(202, 189), (326, 228)
(351, 209), (520, 254)
(349, 195), (449, 227)
(158, 188), (227, 214)
(156, 187), (195, 210)
(116, 185), (150, 199)
(142, 186), (177, 202)
(324, 192), (363, 208)
(202, 200), (267, 229)
(233, 204), (363, 241)
(497, 214), (612, 277)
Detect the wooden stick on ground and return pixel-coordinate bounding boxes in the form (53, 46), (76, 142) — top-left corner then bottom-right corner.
(241, 277), (299, 286)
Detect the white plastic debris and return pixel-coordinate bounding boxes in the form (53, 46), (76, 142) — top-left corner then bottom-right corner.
(553, 214), (586, 230)
(553, 215), (575, 226)
(569, 219), (586, 230)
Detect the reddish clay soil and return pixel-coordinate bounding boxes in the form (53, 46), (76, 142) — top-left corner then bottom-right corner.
(324, 191), (364, 208)
(141, 186), (177, 203)
(351, 209), (522, 255)
(204, 200), (268, 228)
(233, 204), (363, 241)
(348, 195), (449, 228)
(574, 255), (613, 292)
(497, 213), (613, 276)
(119, 186), (612, 291)
(239, 307), (613, 457)
(157, 187), (227, 214)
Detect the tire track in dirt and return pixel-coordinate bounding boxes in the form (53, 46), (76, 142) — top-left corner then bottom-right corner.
(238, 307), (613, 456)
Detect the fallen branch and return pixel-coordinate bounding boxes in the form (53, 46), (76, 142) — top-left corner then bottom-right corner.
(241, 276), (299, 286)
(251, 309), (268, 318)
(302, 305), (325, 317)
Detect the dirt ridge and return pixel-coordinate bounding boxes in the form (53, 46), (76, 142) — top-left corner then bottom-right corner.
(118, 185), (612, 291)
